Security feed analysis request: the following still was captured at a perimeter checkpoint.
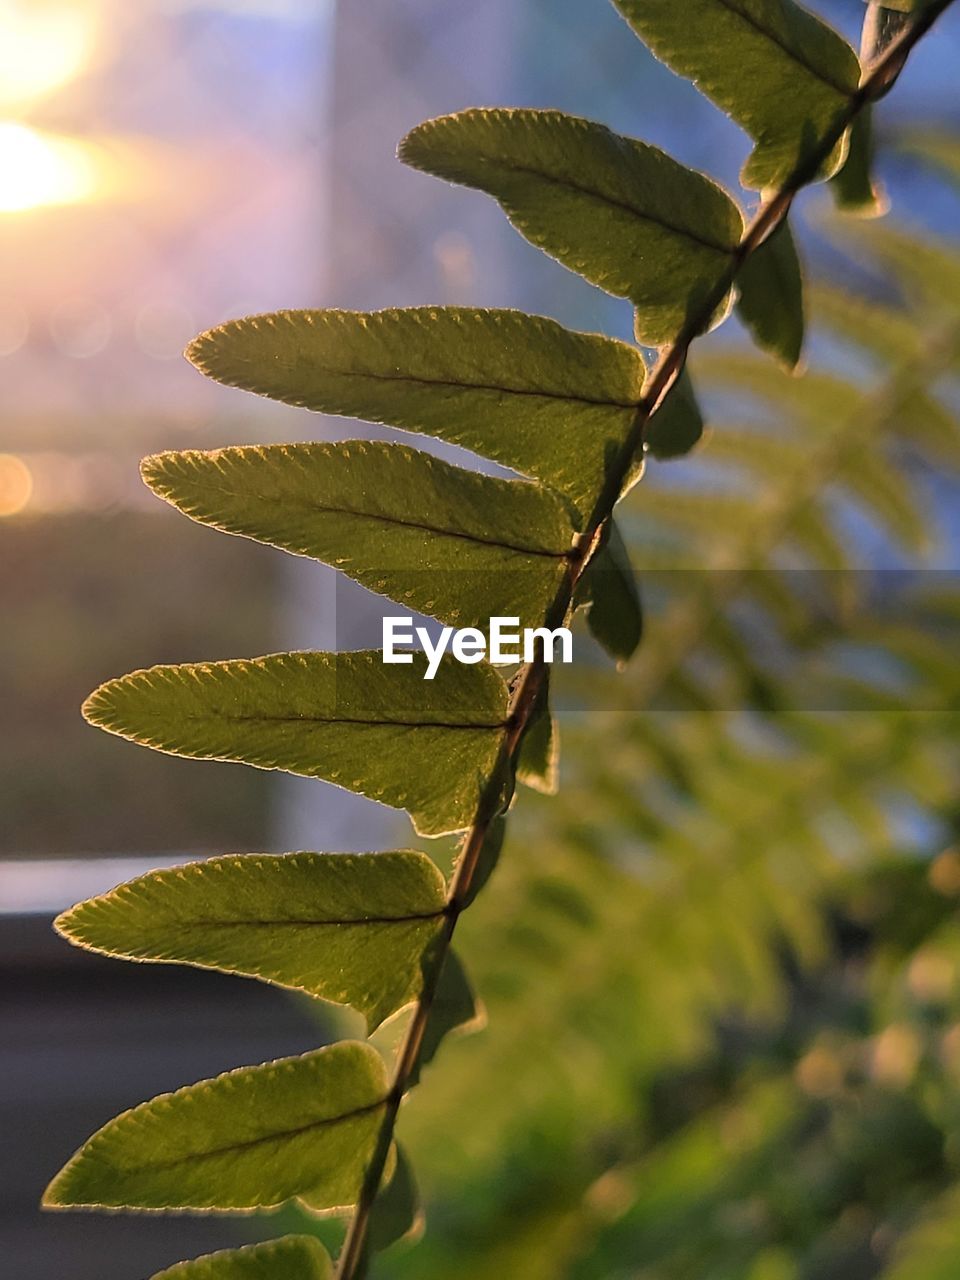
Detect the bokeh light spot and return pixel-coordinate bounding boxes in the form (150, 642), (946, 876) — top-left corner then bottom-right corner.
(0, 453), (33, 516)
(49, 297), (111, 358)
(0, 302), (28, 355)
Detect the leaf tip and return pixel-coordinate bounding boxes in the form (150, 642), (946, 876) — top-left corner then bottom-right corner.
(80, 682), (111, 728)
(40, 1163), (83, 1211)
(51, 901), (80, 944)
(139, 451), (172, 495)
(183, 328), (217, 374)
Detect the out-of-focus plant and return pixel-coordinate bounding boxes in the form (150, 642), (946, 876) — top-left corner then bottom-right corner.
(376, 138), (960, 1280)
(41, 2), (957, 1278)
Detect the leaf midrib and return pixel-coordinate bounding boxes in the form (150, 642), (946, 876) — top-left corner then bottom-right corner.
(187, 713), (510, 731)
(130, 909), (446, 928)
(103, 1097), (389, 1177)
(470, 154), (738, 256)
(714, 0), (856, 98)
(295, 360), (644, 412)
(170, 476), (572, 561)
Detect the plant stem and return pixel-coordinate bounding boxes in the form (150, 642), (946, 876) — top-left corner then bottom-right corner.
(334, 4), (956, 1274)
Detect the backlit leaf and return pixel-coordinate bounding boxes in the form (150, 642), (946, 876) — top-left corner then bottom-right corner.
(644, 368), (704, 460)
(149, 1237), (333, 1280)
(831, 111), (887, 215)
(44, 1043), (389, 1213)
(516, 683), (559, 796)
(371, 950), (485, 1087)
(583, 521), (643, 666)
(736, 220), (806, 369)
(55, 851), (448, 1032)
(142, 441), (574, 632)
(367, 1146), (424, 1255)
(82, 651), (510, 837)
(399, 109), (744, 346)
(187, 308), (645, 525)
(460, 817), (508, 911)
(612, 0), (860, 187)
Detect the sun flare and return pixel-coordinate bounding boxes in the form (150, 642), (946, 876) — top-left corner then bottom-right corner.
(0, 122), (98, 213)
(0, 2), (99, 112)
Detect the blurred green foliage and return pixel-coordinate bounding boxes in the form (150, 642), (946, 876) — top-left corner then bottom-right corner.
(372, 141), (960, 1279)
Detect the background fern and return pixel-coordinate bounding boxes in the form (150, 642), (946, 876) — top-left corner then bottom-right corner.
(377, 145), (960, 1279)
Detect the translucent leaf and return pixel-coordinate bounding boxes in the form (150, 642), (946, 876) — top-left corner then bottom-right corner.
(459, 816), (507, 911)
(735, 220), (805, 369)
(830, 110), (887, 216)
(644, 368), (704, 460)
(83, 651), (510, 837)
(516, 684), (559, 796)
(149, 1237), (333, 1280)
(366, 1146), (423, 1255)
(143, 441), (575, 632)
(370, 950), (485, 1087)
(612, 0), (860, 187)
(188, 307), (644, 525)
(399, 109), (744, 346)
(583, 521), (643, 666)
(55, 851), (449, 1032)
(44, 1043), (389, 1213)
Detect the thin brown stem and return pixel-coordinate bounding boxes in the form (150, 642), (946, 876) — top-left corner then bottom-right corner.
(335, 5), (955, 1274)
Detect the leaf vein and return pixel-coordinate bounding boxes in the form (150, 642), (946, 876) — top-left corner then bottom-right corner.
(286, 362), (643, 412)
(178, 481), (570, 560)
(714, 0), (856, 97)
(487, 158), (737, 254)
(117, 1099), (389, 1175)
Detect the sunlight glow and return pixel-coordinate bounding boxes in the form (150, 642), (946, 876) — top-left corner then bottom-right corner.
(0, 122), (98, 213)
(0, 454), (33, 517)
(0, 2), (99, 112)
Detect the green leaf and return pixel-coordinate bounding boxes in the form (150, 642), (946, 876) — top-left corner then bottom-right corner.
(187, 307), (645, 525)
(371, 950), (485, 1086)
(399, 110), (744, 346)
(419, 950), (485, 1074)
(142, 441), (574, 632)
(583, 521), (643, 666)
(55, 851), (449, 1033)
(82, 651), (509, 837)
(612, 0), (860, 188)
(44, 1043), (389, 1213)
(367, 1146), (423, 1255)
(149, 1237), (333, 1280)
(830, 110), (887, 215)
(644, 368), (704, 460)
(735, 220), (806, 369)
(516, 684), (559, 795)
(460, 816), (507, 911)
